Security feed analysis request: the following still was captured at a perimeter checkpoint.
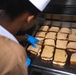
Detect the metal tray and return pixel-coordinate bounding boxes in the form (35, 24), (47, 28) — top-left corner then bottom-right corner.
(26, 19), (76, 75)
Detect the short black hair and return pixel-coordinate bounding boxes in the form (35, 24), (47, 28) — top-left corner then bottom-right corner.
(0, 0), (40, 20)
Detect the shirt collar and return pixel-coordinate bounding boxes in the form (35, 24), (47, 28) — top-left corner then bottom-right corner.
(0, 25), (19, 43)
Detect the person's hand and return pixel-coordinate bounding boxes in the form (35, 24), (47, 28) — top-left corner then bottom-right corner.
(26, 57), (31, 67)
(26, 34), (39, 48)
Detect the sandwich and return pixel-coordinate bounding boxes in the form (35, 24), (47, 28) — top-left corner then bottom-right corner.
(35, 37), (44, 45)
(67, 42), (76, 50)
(36, 32), (46, 38)
(53, 49), (67, 66)
(59, 27), (70, 34)
(44, 39), (55, 47)
(67, 49), (76, 52)
(45, 32), (56, 40)
(52, 14), (61, 20)
(62, 16), (71, 21)
(70, 53), (76, 65)
(48, 27), (59, 32)
(41, 46), (54, 60)
(62, 22), (70, 27)
(57, 32), (68, 40)
(52, 21), (61, 26)
(44, 14), (51, 19)
(27, 45), (41, 56)
(68, 34), (76, 42)
(43, 21), (51, 25)
(56, 40), (68, 49)
(71, 29), (76, 35)
(39, 26), (49, 32)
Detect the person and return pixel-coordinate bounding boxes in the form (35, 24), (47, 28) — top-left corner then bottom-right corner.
(0, 0), (51, 75)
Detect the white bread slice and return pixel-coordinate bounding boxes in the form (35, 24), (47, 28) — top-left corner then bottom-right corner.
(36, 32), (46, 38)
(41, 46), (54, 60)
(57, 33), (68, 40)
(52, 21), (61, 26)
(52, 15), (61, 20)
(53, 49), (67, 66)
(71, 29), (76, 35)
(68, 34), (76, 42)
(39, 26), (49, 32)
(43, 21), (51, 25)
(27, 45), (41, 55)
(44, 39), (55, 47)
(45, 32), (56, 40)
(56, 40), (68, 49)
(48, 27), (59, 32)
(67, 42), (76, 50)
(35, 37), (44, 45)
(67, 49), (76, 52)
(70, 53), (76, 65)
(59, 27), (70, 34)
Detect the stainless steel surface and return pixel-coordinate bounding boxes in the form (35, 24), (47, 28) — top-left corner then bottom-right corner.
(43, 0), (76, 15)
(50, 0), (76, 6)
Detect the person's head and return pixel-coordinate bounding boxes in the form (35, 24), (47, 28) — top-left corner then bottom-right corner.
(0, 0), (50, 32)
(0, 0), (40, 20)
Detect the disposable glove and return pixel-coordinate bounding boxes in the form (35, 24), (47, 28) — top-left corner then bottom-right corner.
(26, 57), (31, 67)
(26, 34), (39, 48)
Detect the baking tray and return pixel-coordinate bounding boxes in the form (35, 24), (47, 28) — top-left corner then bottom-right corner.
(26, 19), (76, 75)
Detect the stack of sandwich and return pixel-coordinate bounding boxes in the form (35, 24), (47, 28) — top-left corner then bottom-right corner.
(35, 31), (46, 46)
(41, 46), (54, 60)
(53, 49), (67, 67)
(71, 29), (76, 35)
(57, 32), (68, 40)
(52, 21), (61, 26)
(43, 21), (51, 26)
(66, 28), (76, 52)
(40, 26), (57, 60)
(68, 34), (76, 42)
(62, 22), (70, 28)
(48, 26), (59, 33)
(67, 42), (76, 52)
(44, 39), (55, 47)
(59, 27), (70, 34)
(52, 15), (61, 20)
(56, 40), (68, 49)
(27, 24), (76, 68)
(27, 45), (41, 56)
(45, 32), (56, 40)
(27, 26), (50, 56)
(56, 27), (69, 54)
(38, 26), (49, 32)
(35, 37), (44, 45)
(35, 26), (49, 45)
(36, 32), (46, 38)
(70, 53), (76, 65)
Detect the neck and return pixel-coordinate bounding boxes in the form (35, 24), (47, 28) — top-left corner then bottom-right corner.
(0, 13), (29, 35)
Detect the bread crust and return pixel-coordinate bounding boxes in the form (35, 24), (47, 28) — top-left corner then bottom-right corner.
(44, 39), (55, 47)
(36, 32), (46, 38)
(67, 42), (76, 50)
(70, 61), (76, 65)
(48, 27), (59, 32)
(67, 49), (76, 52)
(39, 26), (49, 32)
(59, 28), (70, 34)
(27, 45), (41, 55)
(70, 53), (76, 65)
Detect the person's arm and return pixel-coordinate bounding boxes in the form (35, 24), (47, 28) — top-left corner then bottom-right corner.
(0, 35), (28, 75)
(15, 35), (28, 42)
(15, 34), (39, 48)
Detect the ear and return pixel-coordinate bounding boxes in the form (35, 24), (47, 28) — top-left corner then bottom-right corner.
(27, 15), (34, 23)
